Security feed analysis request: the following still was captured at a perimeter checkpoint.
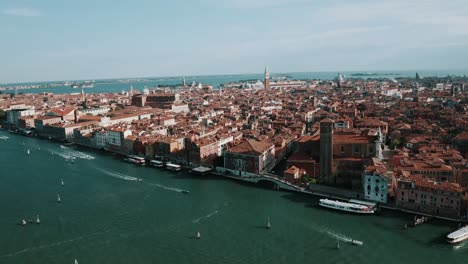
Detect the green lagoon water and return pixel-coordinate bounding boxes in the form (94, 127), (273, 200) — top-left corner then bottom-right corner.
(0, 130), (467, 264)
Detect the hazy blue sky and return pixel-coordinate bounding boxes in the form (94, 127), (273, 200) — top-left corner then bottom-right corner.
(1, 0), (468, 83)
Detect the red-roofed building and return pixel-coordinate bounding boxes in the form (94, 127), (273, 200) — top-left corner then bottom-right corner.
(224, 140), (275, 175)
(395, 175), (466, 217)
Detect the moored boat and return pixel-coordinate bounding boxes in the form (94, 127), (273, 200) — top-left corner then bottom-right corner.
(319, 199), (374, 214)
(447, 226), (468, 244)
(124, 155), (146, 165)
(165, 162), (181, 171)
(150, 160), (165, 168)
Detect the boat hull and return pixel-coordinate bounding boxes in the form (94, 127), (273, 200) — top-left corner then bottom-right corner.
(319, 200), (374, 214)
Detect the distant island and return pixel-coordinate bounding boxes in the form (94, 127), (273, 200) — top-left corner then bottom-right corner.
(351, 72), (401, 76)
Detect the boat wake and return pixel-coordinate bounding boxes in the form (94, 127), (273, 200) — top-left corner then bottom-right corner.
(60, 145), (95, 160)
(146, 182), (186, 193)
(192, 210), (219, 223)
(320, 226), (362, 245)
(0, 135), (9, 140)
(0, 229), (112, 258)
(49, 149), (76, 161)
(99, 169), (142, 182)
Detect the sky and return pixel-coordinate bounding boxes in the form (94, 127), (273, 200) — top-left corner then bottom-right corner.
(1, 0), (468, 83)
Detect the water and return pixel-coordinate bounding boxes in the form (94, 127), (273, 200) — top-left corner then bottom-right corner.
(3, 70), (467, 95)
(0, 130), (466, 264)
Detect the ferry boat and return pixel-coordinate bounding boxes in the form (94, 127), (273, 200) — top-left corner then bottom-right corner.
(124, 155), (146, 165)
(165, 162), (181, 171)
(319, 199), (375, 214)
(447, 226), (468, 244)
(150, 160), (165, 168)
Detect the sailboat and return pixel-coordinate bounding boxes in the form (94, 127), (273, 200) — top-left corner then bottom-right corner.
(75, 259), (78, 264)
(21, 219), (27, 226)
(336, 240), (340, 249)
(196, 232), (201, 239)
(27, 149), (30, 155)
(61, 179), (64, 186)
(57, 194), (61, 203)
(266, 217), (271, 229)
(36, 215), (40, 224)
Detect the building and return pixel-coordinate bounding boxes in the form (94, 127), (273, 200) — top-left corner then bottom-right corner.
(6, 108), (35, 126)
(362, 161), (393, 204)
(224, 139), (275, 175)
(395, 175), (466, 217)
(284, 166), (306, 185)
(453, 132), (468, 159)
(108, 127), (132, 147)
(132, 93), (179, 108)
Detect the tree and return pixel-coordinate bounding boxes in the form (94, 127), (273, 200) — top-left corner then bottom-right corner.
(390, 138), (401, 150)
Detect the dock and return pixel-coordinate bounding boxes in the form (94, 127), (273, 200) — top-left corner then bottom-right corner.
(190, 166), (213, 176)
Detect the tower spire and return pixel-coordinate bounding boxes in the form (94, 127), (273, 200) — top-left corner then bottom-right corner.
(264, 66), (270, 90)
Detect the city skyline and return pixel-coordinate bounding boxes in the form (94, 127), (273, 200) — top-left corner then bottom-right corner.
(1, 0), (468, 83)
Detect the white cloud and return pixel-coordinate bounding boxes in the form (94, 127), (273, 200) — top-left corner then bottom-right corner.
(3, 8), (43, 17)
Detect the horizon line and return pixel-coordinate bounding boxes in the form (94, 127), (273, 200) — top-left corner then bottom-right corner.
(2, 68), (467, 85)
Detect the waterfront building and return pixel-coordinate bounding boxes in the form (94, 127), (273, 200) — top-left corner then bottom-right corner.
(108, 127), (132, 147)
(284, 165), (307, 185)
(224, 139), (275, 175)
(6, 107), (35, 126)
(42, 121), (99, 140)
(395, 175), (466, 217)
(363, 159), (394, 204)
(34, 116), (63, 132)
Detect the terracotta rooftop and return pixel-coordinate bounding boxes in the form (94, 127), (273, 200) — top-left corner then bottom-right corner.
(227, 139), (273, 155)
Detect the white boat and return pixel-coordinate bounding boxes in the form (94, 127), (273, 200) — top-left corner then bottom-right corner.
(266, 217), (271, 229)
(319, 199), (374, 214)
(447, 226), (468, 244)
(36, 215), (40, 224)
(57, 194), (61, 203)
(124, 155), (146, 165)
(27, 149), (30, 155)
(75, 259), (79, 264)
(150, 160), (164, 168)
(351, 240), (363, 246)
(21, 219), (27, 226)
(61, 179), (64, 186)
(196, 232), (201, 239)
(166, 163), (181, 171)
